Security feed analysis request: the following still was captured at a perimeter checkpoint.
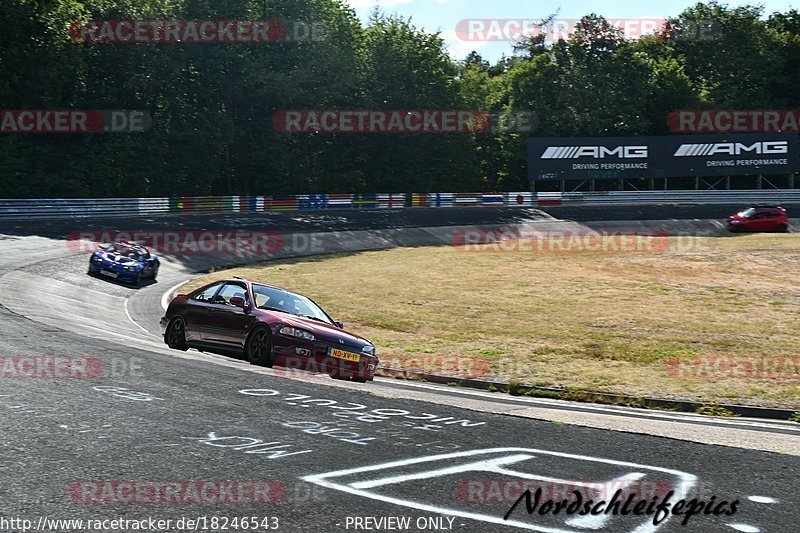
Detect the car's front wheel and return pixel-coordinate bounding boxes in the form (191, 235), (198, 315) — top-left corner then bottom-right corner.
(776, 224), (789, 233)
(166, 317), (188, 351)
(245, 327), (274, 367)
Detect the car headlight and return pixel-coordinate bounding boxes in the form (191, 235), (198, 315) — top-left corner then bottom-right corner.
(279, 326), (316, 341)
(91, 256), (101, 262)
(729, 220), (741, 224)
(362, 345), (375, 356)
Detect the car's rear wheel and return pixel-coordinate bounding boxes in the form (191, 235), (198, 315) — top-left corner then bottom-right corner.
(166, 317), (188, 351)
(151, 264), (159, 279)
(245, 327), (274, 367)
(776, 224), (789, 233)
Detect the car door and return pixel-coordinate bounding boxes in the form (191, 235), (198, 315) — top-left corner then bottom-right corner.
(183, 282), (225, 343)
(746, 210), (769, 230)
(761, 211), (779, 231)
(200, 282), (253, 348)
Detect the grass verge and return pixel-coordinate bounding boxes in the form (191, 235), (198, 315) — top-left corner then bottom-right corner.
(181, 232), (800, 408)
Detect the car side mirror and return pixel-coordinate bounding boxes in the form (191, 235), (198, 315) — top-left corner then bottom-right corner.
(334, 321), (344, 329)
(230, 296), (247, 309)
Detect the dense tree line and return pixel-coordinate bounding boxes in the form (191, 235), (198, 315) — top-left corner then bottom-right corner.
(0, 1), (798, 197)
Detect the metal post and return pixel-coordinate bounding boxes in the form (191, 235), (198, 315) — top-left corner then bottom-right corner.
(726, 175), (730, 190)
(757, 175), (763, 189)
(790, 173), (795, 189)
(695, 177), (699, 190)
(664, 177), (668, 190)
(590, 179), (595, 192)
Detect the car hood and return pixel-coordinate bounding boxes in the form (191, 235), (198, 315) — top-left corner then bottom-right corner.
(93, 251), (143, 266)
(261, 311), (372, 348)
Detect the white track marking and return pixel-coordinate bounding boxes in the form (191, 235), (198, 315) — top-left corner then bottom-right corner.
(728, 524), (760, 532)
(565, 473), (646, 530)
(124, 297), (152, 335)
(161, 280), (190, 311)
(304, 447), (697, 533)
(747, 495), (778, 504)
(349, 454), (535, 489)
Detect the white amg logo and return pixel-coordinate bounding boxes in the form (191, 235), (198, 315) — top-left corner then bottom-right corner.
(540, 146), (648, 159)
(674, 141), (788, 157)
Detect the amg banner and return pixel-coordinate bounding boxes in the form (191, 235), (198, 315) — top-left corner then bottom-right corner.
(528, 133), (798, 181)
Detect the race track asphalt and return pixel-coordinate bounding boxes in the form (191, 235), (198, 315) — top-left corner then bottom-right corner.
(0, 205), (798, 533)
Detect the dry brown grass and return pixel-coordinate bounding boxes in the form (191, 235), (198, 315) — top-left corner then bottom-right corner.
(183, 233), (800, 408)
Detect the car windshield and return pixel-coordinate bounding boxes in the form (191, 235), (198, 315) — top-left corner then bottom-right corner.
(252, 284), (333, 325)
(738, 208), (757, 217)
(106, 244), (146, 261)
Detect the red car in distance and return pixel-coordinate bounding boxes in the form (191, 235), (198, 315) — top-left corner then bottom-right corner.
(160, 277), (378, 382)
(726, 205), (789, 233)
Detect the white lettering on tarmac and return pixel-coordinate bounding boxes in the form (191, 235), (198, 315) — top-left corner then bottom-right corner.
(183, 432), (312, 459)
(237, 389), (485, 429)
(93, 386), (163, 402)
(304, 448), (697, 533)
(281, 421), (376, 445)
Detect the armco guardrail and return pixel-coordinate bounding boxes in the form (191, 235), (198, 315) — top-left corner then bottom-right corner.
(2, 190), (800, 219)
(541, 190), (800, 206)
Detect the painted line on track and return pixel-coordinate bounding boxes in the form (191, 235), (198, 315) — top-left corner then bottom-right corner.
(304, 447), (697, 533)
(161, 280), (190, 311)
(123, 297), (153, 336)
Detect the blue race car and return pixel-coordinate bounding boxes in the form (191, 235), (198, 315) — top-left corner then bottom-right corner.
(88, 241), (159, 286)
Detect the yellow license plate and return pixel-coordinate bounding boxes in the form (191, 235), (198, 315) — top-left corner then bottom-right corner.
(328, 347), (361, 362)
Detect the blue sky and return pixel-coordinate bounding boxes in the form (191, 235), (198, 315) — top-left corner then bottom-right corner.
(343, 0), (799, 62)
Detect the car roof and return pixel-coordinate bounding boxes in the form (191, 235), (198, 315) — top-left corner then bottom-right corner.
(222, 278), (283, 291)
(220, 278), (317, 300)
(105, 241), (150, 254)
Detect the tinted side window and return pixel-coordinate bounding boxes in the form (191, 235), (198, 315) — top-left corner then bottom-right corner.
(192, 283), (223, 302)
(212, 283), (248, 306)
